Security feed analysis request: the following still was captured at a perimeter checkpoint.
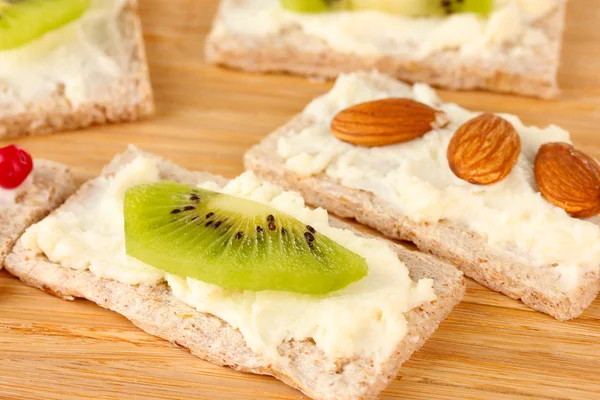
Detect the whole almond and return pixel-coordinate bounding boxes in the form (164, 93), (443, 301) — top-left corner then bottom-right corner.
(331, 98), (448, 147)
(447, 113), (521, 185)
(534, 142), (600, 218)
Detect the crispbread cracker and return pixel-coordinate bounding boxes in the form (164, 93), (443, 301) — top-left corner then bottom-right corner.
(243, 72), (600, 321)
(1, 160), (76, 268)
(5, 147), (465, 400)
(0, 0), (154, 139)
(206, 0), (566, 98)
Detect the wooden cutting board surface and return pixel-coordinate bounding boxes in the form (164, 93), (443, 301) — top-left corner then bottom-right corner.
(1, 1), (600, 399)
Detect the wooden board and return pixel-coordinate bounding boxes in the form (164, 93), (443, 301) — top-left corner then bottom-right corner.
(1, 1), (600, 399)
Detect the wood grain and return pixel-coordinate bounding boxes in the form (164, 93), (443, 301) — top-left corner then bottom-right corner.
(1, 1), (600, 399)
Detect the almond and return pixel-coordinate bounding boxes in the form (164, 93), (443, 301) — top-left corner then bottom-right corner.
(534, 142), (600, 218)
(331, 98), (448, 147)
(447, 113), (521, 185)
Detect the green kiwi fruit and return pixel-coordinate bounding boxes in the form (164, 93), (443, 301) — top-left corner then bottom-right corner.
(351, 0), (494, 16)
(279, 0), (350, 13)
(124, 182), (369, 295)
(0, 0), (91, 51)
(280, 0), (493, 15)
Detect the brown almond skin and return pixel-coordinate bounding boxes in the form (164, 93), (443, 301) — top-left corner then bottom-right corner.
(534, 142), (600, 218)
(447, 113), (521, 185)
(331, 98), (447, 147)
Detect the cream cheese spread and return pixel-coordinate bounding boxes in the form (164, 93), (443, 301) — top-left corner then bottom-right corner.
(0, 0), (126, 113)
(0, 175), (33, 210)
(22, 155), (436, 364)
(215, 0), (557, 59)
(276, 72), (600, 291)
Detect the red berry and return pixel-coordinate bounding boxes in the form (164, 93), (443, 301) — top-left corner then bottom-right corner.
(0, 145), (34, 190)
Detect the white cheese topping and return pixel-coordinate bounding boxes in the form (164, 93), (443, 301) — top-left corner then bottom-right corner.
(0, 0), (126, 113)
(22, 155), (436, 364)
(276, 72), (600, 291)
(214, 0), (557, 59)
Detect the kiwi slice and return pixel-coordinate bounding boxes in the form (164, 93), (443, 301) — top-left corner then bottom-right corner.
(0, 0), (91, 51)
(280, 0), (493, 15)
(279, 0), (350, 13)
(351, 0), (493, 16)
(124, 182), (369, 294)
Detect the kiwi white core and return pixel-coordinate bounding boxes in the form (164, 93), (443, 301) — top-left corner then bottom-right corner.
(21, 154), (436, 364)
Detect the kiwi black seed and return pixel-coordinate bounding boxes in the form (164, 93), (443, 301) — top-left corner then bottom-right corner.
(124, 181), (369, 294)
(435, 0), (493, 15)
(304, 231), (315, 243)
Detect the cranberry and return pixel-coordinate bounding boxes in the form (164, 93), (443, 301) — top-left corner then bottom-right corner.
(0, 145), (34, 190)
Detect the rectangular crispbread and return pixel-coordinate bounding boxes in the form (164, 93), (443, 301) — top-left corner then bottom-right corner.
(243, 72), (600, 321)
(206, 0), (566, 98)
(4, 147), (465, 400)
(1, 160), (76, 268)
(0, 0), (154, 139)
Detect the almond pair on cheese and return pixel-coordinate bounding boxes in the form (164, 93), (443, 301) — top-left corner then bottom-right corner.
(331, 100), (520, 184)
(447, 114), (600, 218)
(449, 115), (600, 218)
(331, 98), (600, 218)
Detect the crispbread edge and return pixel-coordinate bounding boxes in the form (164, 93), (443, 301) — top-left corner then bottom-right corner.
(5, 147), (465, 400)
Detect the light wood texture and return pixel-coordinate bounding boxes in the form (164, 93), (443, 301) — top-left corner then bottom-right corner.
(1, 1), (600, 399)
